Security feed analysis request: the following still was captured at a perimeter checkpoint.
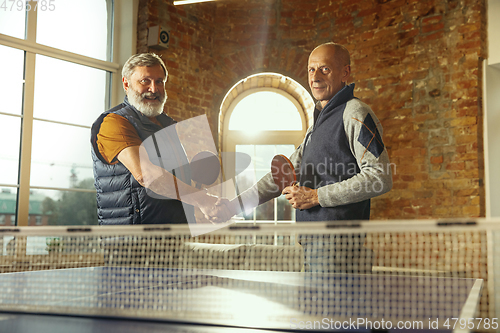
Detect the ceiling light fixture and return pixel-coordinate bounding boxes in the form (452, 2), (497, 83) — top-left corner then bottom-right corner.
(173, 0), (217, 5)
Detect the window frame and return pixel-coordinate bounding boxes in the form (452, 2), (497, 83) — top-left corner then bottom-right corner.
(0, 0), (138, 227)
(222, 87), (308, 223)
(224, 88), (306, 147)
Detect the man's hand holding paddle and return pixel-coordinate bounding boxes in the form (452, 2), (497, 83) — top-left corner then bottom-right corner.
(271, 154), (319, 210)
(282, 186), (319, 210)
(208, 153), (322, 224)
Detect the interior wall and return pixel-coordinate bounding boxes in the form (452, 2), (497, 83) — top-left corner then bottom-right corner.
(137, 0), (487, 220)
(488, 0), (500, 65)
(485, 0), (500, 217)
(485, 65), (500, 217)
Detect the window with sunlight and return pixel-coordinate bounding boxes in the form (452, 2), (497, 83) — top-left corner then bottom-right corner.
(0, 0), (115, 227)
(223, 86), (308, 224)
(229, 92), (302, 131)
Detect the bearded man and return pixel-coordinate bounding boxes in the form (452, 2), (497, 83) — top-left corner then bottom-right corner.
(91, 53), (226, 225)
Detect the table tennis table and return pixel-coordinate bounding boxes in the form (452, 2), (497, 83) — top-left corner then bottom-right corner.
(0, 266), (483, 333)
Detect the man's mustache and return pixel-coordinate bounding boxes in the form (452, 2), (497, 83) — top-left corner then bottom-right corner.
(141, 92), (162, 100)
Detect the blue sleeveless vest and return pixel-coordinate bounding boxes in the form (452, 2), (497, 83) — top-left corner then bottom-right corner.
(90, 98), (195, 225)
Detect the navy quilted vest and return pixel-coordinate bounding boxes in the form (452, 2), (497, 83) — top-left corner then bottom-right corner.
(90, 98), (194, 225)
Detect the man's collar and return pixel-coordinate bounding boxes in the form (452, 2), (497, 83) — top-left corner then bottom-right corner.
(313, 83), (355, 125)
(315, 100), (323, 111)
(124, 95), (132, 107)
(315, 83), (355, 110)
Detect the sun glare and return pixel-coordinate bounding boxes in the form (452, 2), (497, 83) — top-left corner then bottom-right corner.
(228, 91), (302, 132)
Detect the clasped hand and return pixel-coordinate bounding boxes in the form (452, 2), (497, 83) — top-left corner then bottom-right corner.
(199, 194), (235, 224)
(199, 185), (320, 223)
(282, 185), (319, 210)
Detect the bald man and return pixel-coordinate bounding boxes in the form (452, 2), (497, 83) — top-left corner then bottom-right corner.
(282, 42), (393, 220)
(216, 43), (393, 272)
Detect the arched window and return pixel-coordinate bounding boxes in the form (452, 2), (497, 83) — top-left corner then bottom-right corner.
(228, 91), (303, 131)
(220, 73), (314, 223)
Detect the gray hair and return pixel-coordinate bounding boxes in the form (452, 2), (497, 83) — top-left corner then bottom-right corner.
(122, 53), (168, 80)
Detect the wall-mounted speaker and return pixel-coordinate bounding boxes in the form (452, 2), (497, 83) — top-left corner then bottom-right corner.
(148, 26), (170, 49)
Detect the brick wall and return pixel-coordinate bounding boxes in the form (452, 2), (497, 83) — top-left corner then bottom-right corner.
(138, 0), (218, 140)
(138, 0), (487, 220)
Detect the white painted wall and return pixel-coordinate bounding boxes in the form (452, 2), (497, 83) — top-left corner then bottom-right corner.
(485, 65), (500, 217)
(489, 0), (500, 66)
(485, 0), (500, 217)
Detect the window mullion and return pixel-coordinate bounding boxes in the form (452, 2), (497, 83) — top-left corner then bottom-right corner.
(252, 144), (257, 223)
(25, 0), (38, 42)
(0, 33), (120, 73)
(274, 145), (278, 224)
(17, 51), (36, 227)
(16, 7), (38, 227)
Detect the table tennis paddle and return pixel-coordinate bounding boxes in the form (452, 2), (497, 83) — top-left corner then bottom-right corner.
(190, 151), (221, 189)
(271, 154), (297, 192)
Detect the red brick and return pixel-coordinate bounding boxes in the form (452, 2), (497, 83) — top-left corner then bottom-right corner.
(420, 30), (445, 41)
(421, 22), (445, 33)
(136, 0), (486, 220)
(422, 15), (442, 25)
(431, 156), (444, 164)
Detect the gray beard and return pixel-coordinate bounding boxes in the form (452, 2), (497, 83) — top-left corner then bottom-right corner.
(127, 86), (167, 118)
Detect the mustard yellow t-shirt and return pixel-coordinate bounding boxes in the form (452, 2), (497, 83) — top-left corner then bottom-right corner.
(96, 114), (161, 164)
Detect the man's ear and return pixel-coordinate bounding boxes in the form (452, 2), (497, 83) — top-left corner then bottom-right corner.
(342, 65), (351, 83)
(122, 76), (130, 93)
